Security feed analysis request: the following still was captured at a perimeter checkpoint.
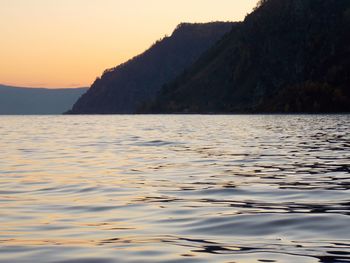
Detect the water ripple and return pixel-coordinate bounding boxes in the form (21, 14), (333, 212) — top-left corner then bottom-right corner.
(0, 115), (349, 263)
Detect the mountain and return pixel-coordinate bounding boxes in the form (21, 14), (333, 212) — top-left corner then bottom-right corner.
(67, 22), (236, 114)
(0, 85), (87, 115)
(144, 0), (350, 113)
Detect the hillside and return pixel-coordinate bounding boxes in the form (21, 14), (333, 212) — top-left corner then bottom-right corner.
(67, 22), (236, 114)
(144, 0), (350, 113)
(0, 85), (87, 115)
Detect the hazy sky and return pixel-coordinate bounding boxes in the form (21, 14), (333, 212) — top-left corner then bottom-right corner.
(0, 0), (259, 88)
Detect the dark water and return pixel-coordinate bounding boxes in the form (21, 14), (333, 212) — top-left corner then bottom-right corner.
(0, 115), (349, 263)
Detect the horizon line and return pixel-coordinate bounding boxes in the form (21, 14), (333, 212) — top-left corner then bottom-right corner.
(0, 83), (89, 90)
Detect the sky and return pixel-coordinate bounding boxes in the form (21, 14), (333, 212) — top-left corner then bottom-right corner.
(0, 0), (259, 88)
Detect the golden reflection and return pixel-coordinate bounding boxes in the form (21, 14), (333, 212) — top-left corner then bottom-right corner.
(1, 115), (349, 262)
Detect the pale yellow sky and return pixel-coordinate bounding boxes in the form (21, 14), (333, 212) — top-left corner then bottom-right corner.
(0, 0), (259, 88)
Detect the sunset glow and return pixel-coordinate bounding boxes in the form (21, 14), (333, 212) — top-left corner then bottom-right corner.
(0, 0), (259, 88)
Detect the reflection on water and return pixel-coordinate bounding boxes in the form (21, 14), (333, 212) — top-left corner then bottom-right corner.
(0, 115), (349, 263)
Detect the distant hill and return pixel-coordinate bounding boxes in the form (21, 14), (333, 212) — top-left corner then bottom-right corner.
(144, 0), (350, 113)
(0, 85), (87, 115)
(67, 22), (236, 114)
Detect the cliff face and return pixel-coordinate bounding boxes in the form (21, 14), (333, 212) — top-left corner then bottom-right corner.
(145, 0), (350, 113)
(67, 22), (236, 114)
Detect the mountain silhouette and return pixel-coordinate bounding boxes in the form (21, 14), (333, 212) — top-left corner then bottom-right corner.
(144, 0), (350, 113)
(0, 85), (87, 115)
(67, 22), (235, 114)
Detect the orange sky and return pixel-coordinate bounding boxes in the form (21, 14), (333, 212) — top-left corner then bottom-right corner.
(0, 0), (259, 88)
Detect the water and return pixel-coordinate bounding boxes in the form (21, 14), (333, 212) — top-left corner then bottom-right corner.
(0, 115), (349, 263)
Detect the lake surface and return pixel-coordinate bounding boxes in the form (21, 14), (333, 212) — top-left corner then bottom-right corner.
(0, 115), (349, 263)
